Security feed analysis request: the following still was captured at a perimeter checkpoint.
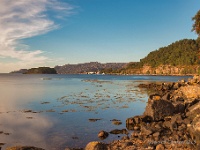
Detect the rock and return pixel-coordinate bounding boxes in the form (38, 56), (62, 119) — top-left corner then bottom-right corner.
(162, 82), (173, 91)
(133, 115), (142, 124)
(172, 82), (181, 90)
(98, 130), (109, 139)
(191, 115), (200, 144)
(85, 141), (108, 150)
(126, 115), (142, 125)
(88, 118), (101, 122)
(154, 122), (163, 130)
(131, 131), (140, 138)
(163, 121), (174, 131)
(109, 129), (128, 135)
(178, 123), (186, 131)
(188, 78), (198, 84)
(141, 115), (153, 123)
(186, 101), (200, 120)
(174, 85), (200, 102)
(174, 103), (185, 114)
(171, 114), (183, 125)
(126, 117), (135, 125)
(153, 132), (160, 137)
(140, 126), (153, 136)
(120, 142), (133, 148)
(149, 94), (161, 101)
(163, 115), (180, 131)
(193, 75), (200, 80)
(6, 146), (45, 150)
(126, 116), (143, 130)
(179, 79), (185, 83)
(133, 125), (140, 130)
(183, 118), (191, 125)
(121, 135), (129, 140)
(162, 93), (171, 101)
(156, 144), (165, 150)
(143, 98), (175, 121)
(112, 120), (122, 125)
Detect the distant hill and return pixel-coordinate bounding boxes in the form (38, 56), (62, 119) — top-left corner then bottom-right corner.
(10, 69), (28, 74)
(55, 62), (127, 74)
(11, 38), (200, 75)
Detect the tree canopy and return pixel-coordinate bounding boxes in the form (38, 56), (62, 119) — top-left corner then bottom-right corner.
(192, 10), (200, 36)
(139, 39), (200, 67)
(25, 67), (57, 74)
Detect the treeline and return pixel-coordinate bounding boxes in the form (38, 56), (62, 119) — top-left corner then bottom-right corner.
(25, 67), (57, 74)
(139, 38), (200, 67)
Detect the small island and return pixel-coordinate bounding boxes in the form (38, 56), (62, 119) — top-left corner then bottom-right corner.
(24, 67), (57, 74)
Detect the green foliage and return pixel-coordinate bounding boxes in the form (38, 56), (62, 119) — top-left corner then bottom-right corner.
(25, 67), (57, 74)
(125, 62), (143, 69)
(192, 10), (200, 36)
(139, 39), (200, 67)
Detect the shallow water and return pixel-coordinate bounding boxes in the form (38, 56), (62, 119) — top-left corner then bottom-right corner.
(0, 74), (190, 150)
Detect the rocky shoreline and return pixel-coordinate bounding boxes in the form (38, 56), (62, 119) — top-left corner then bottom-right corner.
(4, 75), (200, 150)
(84, 75), (200, 150)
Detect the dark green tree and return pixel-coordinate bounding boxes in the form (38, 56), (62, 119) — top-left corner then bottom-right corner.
(192, 10), (200, 36)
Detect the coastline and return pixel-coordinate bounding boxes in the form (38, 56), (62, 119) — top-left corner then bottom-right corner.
(4, 75), (200, 150)
(82, 76), (200, 150)
(84, 75), (200, 150)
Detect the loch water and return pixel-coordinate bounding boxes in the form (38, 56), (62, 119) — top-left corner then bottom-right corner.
(0, 74), (190, 150)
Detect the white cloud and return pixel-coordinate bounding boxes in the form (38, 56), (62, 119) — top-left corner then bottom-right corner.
(0, 0), (74, 72)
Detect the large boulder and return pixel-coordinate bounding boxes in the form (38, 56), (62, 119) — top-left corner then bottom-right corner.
(85, 141), (108, 150)
(143, 95), (175, 121)
(173, 85), (200, 103)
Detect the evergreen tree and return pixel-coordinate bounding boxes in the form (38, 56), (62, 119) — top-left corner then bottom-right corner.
(192, 10), (200, 36)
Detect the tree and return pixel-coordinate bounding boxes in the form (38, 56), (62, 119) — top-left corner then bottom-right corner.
(192, 10), (200, 36)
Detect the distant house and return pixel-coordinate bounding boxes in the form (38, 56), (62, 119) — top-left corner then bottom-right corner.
(87, 72), (95, 74)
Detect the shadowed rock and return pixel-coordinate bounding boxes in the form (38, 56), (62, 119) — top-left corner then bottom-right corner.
(143, 96), (175, 121)
(98, 130), (109, 139)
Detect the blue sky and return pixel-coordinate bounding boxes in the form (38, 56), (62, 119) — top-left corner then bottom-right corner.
(0, 0), (199, 72)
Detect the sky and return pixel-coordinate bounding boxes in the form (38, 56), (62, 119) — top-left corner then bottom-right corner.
(0, 0), (199, 73)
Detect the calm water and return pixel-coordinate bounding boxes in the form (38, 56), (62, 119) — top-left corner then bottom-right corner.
(0, 74), (190, 150)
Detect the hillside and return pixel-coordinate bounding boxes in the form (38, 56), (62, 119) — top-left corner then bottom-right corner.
(55, 62), (127, 74)
(140, 39), (200, 67)
(122, 38), (200, 75)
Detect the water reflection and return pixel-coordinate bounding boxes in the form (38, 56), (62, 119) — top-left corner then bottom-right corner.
(0, 74), (188, 150)
(0, 75), (54, 150)
(0, 111), (53, 149)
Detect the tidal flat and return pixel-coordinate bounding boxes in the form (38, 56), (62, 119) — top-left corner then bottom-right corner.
(0, 74), (189, 150)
